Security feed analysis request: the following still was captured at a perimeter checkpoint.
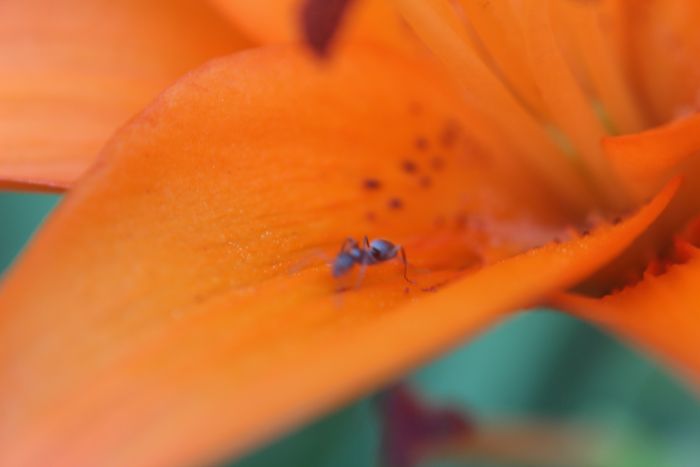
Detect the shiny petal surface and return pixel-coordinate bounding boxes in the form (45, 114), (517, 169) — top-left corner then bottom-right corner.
(0, 46), (675, 467)
(0, 0), (249, 190)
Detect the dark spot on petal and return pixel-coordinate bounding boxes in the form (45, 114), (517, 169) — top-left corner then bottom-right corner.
(300, 0), (354, 57)
(434, 216), (446, 228)
(553, 237), (562, 244)
(581, 229), (590, 237)
(421, 280), (449, 293)
(454, 213), (469, 229)
(193, 294), (206, 304)
(415, 137), (429, 151)
(401, 159), (418, 174)
(388, 198), (404, 210)
(431, 157), (445, 170)
(440, 120), (461, 147)
(419, 176), (432, 188)
(366, 211), (377, 222)
(408, 101), (423, 115)
(612, 216), (622, 225)
(363, 178), (382, 190)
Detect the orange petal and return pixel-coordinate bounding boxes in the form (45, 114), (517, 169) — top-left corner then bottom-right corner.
(0, 0), (250, 191)
(552, 244), (700, 389)
(0, 176), (67, 193)
(620, 0), (700, 123)
(593, 115), (700, 293)
(0, 45), (675, 467)
(550, 0), (647, 133)
(210, 0), (414, 53)
(605, 112), (700, 201)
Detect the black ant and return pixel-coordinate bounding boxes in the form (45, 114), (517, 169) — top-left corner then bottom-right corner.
(331, 236), (413, 286)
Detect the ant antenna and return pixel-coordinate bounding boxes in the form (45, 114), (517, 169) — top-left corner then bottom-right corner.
(400, 246), (414, 284)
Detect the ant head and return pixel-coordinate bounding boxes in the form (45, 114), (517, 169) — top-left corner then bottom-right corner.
(368, 239), (399, 260)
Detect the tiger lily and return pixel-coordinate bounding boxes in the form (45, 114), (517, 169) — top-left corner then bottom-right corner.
(1, 0), (700, 466)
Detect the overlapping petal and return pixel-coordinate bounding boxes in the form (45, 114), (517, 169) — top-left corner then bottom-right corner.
(0, 45), (677, 467)
(553, 242), (700, 389)
(0, 0), (249, 190)
(589, 114), (700, 293)
(606, 112), (700, 201)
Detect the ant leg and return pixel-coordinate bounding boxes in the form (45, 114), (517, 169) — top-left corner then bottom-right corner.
(349, 236), (371, 290)
(354, 235), (373, 288)
(288, 249), (330, 274)
(400, 246), (414, 284)
(354, 262), (367, 289)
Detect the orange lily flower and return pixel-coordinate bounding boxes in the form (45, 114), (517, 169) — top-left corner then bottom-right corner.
(2, 0), (700, 466)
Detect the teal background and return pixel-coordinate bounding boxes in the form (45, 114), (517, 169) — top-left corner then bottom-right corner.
(3, 193), (700, 467)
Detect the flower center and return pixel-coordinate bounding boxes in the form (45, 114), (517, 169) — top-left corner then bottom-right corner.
(392, 0), (649, 214)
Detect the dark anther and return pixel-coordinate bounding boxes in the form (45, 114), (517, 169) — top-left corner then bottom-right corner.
(381, 384), (474, 467)
(300, 0), (354, 57)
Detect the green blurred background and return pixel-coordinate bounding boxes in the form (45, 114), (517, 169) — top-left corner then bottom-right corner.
(2, 193), (700, 467)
